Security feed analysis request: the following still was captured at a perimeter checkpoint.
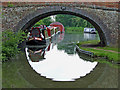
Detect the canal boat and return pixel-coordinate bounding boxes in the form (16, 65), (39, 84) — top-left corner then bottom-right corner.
(26, 26), (46, 45)
(26, 22), (64, 45)
(84, 28), (96, 34)
(45, 26), (60, 39)
(26, 25), (60, 45)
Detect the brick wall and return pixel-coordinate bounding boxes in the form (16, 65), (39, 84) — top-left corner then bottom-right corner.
(2, 2), (119, 8)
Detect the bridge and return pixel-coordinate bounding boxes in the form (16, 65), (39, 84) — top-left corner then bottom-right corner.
(1, 1), (119, 47)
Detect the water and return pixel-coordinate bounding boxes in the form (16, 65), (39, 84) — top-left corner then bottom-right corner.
(25, 33), (98, 81)
(2, 33), (118, 88)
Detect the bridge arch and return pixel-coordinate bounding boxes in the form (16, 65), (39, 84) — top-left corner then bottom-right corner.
(14, 6), (108, 46)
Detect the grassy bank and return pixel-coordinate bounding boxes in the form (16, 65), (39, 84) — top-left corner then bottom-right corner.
(77, 40), (100, 45)
(76, 40), (120, 61)
(65, 27), (84, 34)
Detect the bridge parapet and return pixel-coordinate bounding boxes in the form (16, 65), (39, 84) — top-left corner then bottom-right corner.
(2, 2), (119, 9)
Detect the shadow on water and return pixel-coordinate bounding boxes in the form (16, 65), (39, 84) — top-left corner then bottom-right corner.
(2, 33), (118, 88)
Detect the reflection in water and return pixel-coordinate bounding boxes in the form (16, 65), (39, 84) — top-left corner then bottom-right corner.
(25, 33), (98, 81)
(84, 33), (98, 40)
(27, 46), (46, 62)
(2, 32), (118, 88)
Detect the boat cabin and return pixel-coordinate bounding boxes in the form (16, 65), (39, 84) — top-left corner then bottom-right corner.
(26, 26), (46, 45)
(84, 28), (96, 34)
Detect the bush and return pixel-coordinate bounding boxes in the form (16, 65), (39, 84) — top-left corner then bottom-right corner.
(7, 2), (14, 7)
(2, 30), (26, 61)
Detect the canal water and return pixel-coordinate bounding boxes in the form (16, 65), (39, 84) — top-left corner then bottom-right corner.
(2, 33), (118, 88)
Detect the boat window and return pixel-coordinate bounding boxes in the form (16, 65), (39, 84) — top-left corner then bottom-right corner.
(31, 29), (40, 37)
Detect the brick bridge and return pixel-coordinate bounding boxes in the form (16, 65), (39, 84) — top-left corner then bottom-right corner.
(2, 2), (119, 47)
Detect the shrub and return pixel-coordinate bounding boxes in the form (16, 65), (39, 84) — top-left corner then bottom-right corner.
(7, 2), (14, 7)
(2, 30), (26, 61)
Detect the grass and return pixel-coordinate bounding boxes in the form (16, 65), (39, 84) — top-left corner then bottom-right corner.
(76, 40), (120, 61)
(97, 46), (119, 52)
(80, 47), (119, 61)
(65, 27), (84, 34)
(94, 59), (120, 68)
(77, 40), (100, 46)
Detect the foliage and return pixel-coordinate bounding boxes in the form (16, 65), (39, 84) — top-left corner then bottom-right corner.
(7, 2), (14, 7)
(2, 30), (27, 61)
(33, 17), (52, 27)
(33, 20), (45, 27)
(33, 14), (94, 31)
(94, 59), (120, 68)
(42, 17), (53, 26)
(56, 14), (74, 27)
(56, 14), (94, 28)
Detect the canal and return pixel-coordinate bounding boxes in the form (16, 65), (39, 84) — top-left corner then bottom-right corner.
(2, 33), (118, 88)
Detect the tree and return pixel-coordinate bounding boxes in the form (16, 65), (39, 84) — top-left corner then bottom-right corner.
(42, 17), (52, 26)
(33, 17), (52, 27)
(33, 20), (44, 27)
(56, 14), (93, 28)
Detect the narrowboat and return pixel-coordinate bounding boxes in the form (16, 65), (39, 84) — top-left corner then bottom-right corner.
(26, 26), (46, 45)
(26, 22), (64, 45)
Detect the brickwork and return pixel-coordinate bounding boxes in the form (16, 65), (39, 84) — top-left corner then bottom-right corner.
(2, 2), (119, 47)
(1, 0), (119, 2)
(2, 2), (119, 8)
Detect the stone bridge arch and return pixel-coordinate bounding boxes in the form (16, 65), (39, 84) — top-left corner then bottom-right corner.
(14, 6), (109, 46)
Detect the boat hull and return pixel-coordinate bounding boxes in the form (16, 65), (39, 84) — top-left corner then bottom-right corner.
(26, 40), (46, 45)
(84, 32), (96, 34)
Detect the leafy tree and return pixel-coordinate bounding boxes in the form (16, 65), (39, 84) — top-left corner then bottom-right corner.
(33, 20), (45, 27)
(56, 14), (75, 27)
(33, 17), (52, 27)
(56, 14), (93, 28)
(33, 14), (93, 28)
(42, 17), (53, 26)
